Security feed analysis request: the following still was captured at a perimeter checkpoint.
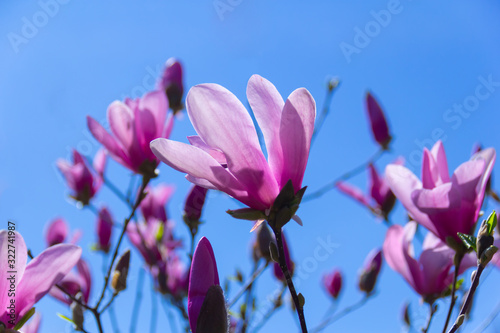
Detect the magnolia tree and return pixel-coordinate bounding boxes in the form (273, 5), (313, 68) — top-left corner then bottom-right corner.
(2, 58), (500, 333)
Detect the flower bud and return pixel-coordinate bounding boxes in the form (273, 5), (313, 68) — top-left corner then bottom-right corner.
(70, 293), (84, 331)
(365, 92), (391, 149)
(252, 223), (274, 262)
(323, 269), (342, 299)
(159, 58), (184, 113)
(112, 250), (130, 293)
(96, 207), (113, 253)
(358, 249), (382, 294)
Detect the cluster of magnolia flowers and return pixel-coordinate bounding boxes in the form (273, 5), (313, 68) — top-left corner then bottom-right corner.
(2, 56), (499, 333)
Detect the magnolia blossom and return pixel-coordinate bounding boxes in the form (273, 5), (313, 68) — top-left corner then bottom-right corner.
(337, 160), (401, 220)
(96, 207), (113, 253)
(56, 149), (106, 205)
(0, 231), (81, 328)
(87, 91), (174, 176)
(323, 269), (342, 299)
(151, 75), (316, 212)
(383, 222), (475, 299)
(385, 141), (495, 244)
(140, 184), (174, 223)
(44, 218), (81, 247)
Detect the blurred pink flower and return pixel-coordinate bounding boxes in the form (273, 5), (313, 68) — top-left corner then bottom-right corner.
(383, 222), (475, 299)
(49, 259), (92, 305)
(365, 92), (391, 149)
(140, 184), (174, 223)
(323, 269), (342, 299)
(337, 159), (402, 220)
(158, 58), (184, 113)
(87, 90), (174, 176)
(188, 237), (220, 333)
(155, 254), (188, 298)
(184, 185), (208, 223)
(44, 218), (81, 247)
(56, 149), (106, 205)
(151, 75), (316, 211)
(0, 231), (81, 329)
(96, 207), (113, 253)
(385, 141), (495, 244)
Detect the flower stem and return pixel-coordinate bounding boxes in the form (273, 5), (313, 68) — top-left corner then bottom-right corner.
(448, 264), (485, 333)
(422, 302), (437, 333)
(273, 228), (308, 332)
(228, 261), (269, 308)
(442, 252), (464, 333)
(303, 148), (385, 202)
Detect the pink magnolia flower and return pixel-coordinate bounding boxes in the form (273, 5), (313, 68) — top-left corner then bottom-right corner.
(0, 230), (81, 329)
(158, 58), (184, 113)
(150, 75), (316, 212)
(273, 232), (294, 281)
(323, 269), (342, 299)
(44, 218), (81, 247)
(49, 259), (92, 305)
(188, 237), (221, 333)
(385, 141), (496, 244)
(383, 222), (475, 299)
(96, 207), (113, 253)
(56, 149), (106, 205)
(337, 160), (402, 220)
(87, 91), (174, 176)
(140, 184), (174, 223)
(366, 92), (391, 149)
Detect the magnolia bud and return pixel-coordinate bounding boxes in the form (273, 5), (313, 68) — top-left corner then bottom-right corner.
(358, 249), (382, 294)
(253, 223), (274, 262)
(159, 58), (184, 113)
(323, 269), (342, 299)
(112, 250), (130, 292)
(70, 293), (84, 331)
(365, 92), (391, 149)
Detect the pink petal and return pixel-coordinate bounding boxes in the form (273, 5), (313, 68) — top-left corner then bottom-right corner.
(385, 165), (435, 233)
(151, 138), (261, 209)
(470, 148), (496, 216)
(421, 148), (439, 189)
(0, 231), (27, 318)
(430, 140), (450, 184)
(138, 90), (168, 141)
(411, 183), (460, 211)
(451, 160), (485, 202)
(108, 101), (136, 150)
(22, 313), (41, 333)
(247, 75), (285, 183)
(87, 116), (131, 169)
(162, 113), (175, 139)
(186, 175), (218, 190)
(188, 237), (219, 333)
(186, 84), (279, 208)
(279, 88), (316, 192)
(16, 244), (81, 320)
(93, 148), (107, 177)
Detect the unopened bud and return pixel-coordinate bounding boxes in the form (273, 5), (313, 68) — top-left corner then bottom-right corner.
(269, 241), (279, 263)
(480, 246), (498, 267)
(477, 222), (494, 260)
(365, 92), (392, 149)
(184, 185), (208, 222)
(112, 250), (130, 292)
(159, 58), (184, 113)
(253, 223), (274, 262)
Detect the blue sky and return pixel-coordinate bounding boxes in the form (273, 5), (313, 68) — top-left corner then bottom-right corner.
(1, 1), (500, 332)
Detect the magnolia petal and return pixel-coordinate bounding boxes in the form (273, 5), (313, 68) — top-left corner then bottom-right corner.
(421, 148), (439, 189)
(411, 183), (460, 211)
(45, 218), (68, 247)
(139, 90), (168, 139)
(292, 214), (303, 226)
(430, 140), (450, 184)
(151, 139), (259, 208)
(247, 75), (285, 182)
(451, 160), (485, 202)
(16, 244), (81, 320)
(336, 181), (371, 208)
(186, 84), (278, 208)
(279, 88), (316, 193)
(187, 136), (227, 165)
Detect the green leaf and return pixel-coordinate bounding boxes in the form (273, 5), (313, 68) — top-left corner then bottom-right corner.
(13, 307), (35, 330)
(226, 208), (266, 221)
(57, 313), (75, 324)
(486, 210), (497, 235)
(458, 233), (477, 252)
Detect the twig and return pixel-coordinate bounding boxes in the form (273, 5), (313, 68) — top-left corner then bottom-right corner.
(228, 261), (269, 308)
(422, 303), (437, 333)
(442, 253), (464, 333)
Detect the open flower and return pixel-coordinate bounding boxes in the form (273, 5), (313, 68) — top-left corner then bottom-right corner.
(56, 149), (106, 205)
(49, 259), (92, 305)
(383, 222), (475, 300)
(0, 230), (81, 329)
(151, 75), (316, 212)
(385, 141), (495, 244)
(87, 90), (174, 177)
(140, 184), (174, 223)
